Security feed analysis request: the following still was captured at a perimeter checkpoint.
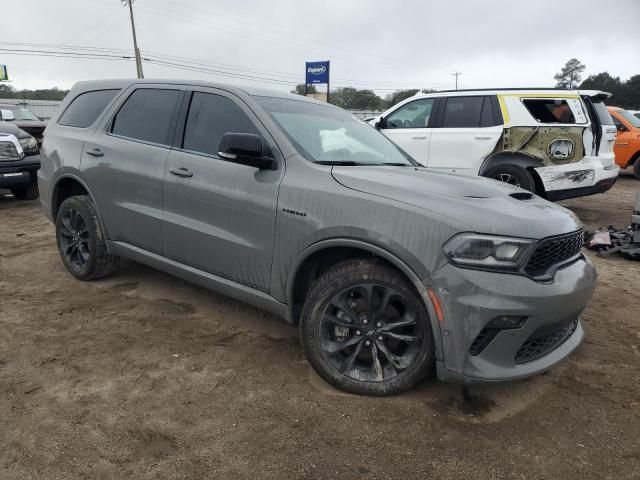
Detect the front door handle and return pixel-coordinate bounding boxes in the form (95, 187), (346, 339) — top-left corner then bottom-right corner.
(86, 147), (104, 157)
(474, 135), (493, 140)
(169, 167), (193, 178)
(411, 135), (427, 140)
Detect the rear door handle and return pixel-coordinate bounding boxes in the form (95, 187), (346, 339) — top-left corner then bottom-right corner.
(411, 135), (427, 140)
(86, 147), (104, 157)
(474, 135), (493, 140)
(169, 167), (193, 178)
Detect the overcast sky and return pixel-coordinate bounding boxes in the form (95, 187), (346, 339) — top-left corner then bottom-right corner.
(3, 0), (640, 96)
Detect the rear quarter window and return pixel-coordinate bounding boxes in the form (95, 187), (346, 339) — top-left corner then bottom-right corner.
(522, 98), (587, 124)
(58, 89), (120, 128)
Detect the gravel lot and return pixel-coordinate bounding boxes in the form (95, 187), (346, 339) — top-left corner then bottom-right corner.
(1, 174), (639, 479)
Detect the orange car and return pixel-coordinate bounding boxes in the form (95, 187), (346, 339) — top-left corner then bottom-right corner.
(608, 106), (640, 179)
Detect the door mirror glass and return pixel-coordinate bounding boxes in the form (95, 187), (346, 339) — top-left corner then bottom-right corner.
(218, 132), (275, 169)
(1, 109), (15, 121)
(615, 122), (627, 132)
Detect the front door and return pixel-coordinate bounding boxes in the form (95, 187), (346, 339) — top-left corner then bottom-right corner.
(379, 98), (435, 165)
(427, 95), (503, 175)
(162, 89), (282, 292)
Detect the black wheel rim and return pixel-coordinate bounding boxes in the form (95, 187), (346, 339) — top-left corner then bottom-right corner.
(59, 209), (90, 269)
(319, 283), (424, 382)
(495, 173), (520, 187)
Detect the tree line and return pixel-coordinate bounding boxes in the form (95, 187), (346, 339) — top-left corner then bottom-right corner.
(292, 84), (434, 111)
(555, 58), (640, 109)
(0, 84), (70, 101)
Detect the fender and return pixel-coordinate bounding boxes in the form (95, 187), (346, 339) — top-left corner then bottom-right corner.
(51, 171), (112, 251)
(478, 152), (543, 176)
(287, 237), (444, 360)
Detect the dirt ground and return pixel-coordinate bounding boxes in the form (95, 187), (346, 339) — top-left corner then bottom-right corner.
(1, 173), (639, 480)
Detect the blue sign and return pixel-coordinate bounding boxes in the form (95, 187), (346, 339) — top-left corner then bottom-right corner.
(306, 61), (330, 85)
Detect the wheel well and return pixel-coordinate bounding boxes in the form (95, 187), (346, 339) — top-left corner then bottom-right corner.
(290, 246), (406, 324)
(52, 178), (88, 219)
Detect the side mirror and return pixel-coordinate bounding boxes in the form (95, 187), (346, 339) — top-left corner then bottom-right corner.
(0, 109), (15, 121)
(615, 123), (627, 132)
(375, 117), (384, 130)
(218, 132), (275, 169)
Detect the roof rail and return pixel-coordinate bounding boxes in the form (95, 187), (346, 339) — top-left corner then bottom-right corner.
(431, 87), (575, 93)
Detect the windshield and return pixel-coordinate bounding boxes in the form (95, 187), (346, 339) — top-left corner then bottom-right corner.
(8, 107), (40, 121)
(617, 109), (640, 129)
(255, 96), (416, 166)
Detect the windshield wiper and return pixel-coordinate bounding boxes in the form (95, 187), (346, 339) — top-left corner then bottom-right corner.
(313, 160), (369, 166)
(378, 162), (413, 167)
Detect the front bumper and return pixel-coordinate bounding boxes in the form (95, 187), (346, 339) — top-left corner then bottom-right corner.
(534, 156), (619, 201)
(0, 153), (40, 189)
(430, 256), (597, 384)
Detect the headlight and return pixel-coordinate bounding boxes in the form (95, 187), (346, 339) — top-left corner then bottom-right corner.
(19, 136), (38, 151)
(443, 233), (536, 272)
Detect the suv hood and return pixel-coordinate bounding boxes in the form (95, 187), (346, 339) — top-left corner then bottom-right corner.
(331, 166), (582, 239)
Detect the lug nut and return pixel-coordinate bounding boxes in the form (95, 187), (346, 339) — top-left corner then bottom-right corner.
(355, 330), (361, 336)
(377, 335), (383, 341)
(365, 340), (371, 346)
(376, 322), (383, 328)
(362, 319), (368, 325)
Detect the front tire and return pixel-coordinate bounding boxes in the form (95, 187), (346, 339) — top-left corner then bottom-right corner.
(484, 164), (536, 192)
(300, 260), (435, 396)
(55, 195), (119, 281)
(11, 180), (39, 200)
(633, 155), (640, 180)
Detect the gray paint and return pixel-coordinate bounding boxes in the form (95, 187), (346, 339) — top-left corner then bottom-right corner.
(39, 78), (596, 385)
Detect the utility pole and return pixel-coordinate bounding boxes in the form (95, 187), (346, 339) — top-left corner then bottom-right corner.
(451, 71), (462, 90)
(123, 0), (144, 79)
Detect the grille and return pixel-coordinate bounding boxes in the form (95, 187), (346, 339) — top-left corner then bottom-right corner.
(515, 319), (578, 364)
(0, 141), (20, 161)
(21, 126), (44, 138)
(524, 230), (584, 277)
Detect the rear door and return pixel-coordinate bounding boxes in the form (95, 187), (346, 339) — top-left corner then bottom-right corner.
(581, 93), (617, 167)
(378, 97), (435, 165)
(427, 95), (503, 175)
(162, 88), (282, 291)
(81, 86), (183, 255)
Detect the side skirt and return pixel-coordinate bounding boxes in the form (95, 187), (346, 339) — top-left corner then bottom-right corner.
(107, 241), (293, 323)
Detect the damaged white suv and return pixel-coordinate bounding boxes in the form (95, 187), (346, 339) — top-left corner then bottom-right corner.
(371, 89), (619, 201)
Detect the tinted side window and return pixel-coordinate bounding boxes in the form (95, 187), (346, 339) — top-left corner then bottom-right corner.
(58, 89), (119, 128)
(183, 92), (259, 156)
(442, 96), (484, 128)
(479, 96), (501, 127)
(111, 89), (181, 145)
(384, 98), (435, 129)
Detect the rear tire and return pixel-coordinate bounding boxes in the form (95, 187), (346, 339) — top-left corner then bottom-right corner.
(484, 164), (536, 192)
(11, 180), (39, 201)
(300, 259), (435, 396)
(55, 195), (119, 281)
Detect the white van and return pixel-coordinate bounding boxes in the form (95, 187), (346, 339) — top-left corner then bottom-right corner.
(370, 89), (619, 201)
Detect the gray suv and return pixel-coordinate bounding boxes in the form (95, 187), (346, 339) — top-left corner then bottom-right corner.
(38, 80), (597, 396)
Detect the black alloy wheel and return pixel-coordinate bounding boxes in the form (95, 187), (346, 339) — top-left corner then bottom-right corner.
(58, 208), (91, 270)
(301, 260), (434, 396)
(320, 283), (423, 382)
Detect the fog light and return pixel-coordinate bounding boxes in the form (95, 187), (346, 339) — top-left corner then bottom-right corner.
(486, 316), (527, 330)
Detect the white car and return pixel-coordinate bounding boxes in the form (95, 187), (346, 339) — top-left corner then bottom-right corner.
(369, 89), (619, 201)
